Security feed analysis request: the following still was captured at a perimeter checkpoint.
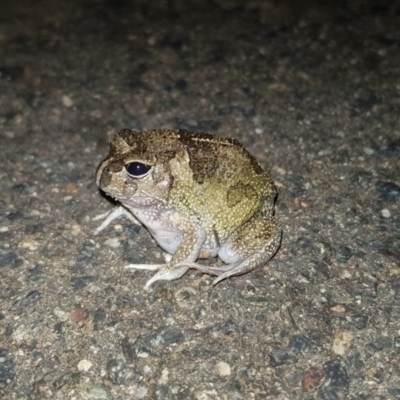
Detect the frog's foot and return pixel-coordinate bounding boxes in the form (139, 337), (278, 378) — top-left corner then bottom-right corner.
(93, 206), (140, 235)
(186, 259), (264, 286)
(210, 262), (253, 285)
(125, 263), (189, 290)
(180, 262), (242, 285)
(179, 262), (234, 276)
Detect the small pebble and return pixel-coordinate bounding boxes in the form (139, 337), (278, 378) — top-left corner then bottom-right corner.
(53, 307), (69, 322)
(332, 331), (354, 356)
(64, 182), (79, 194)
(4, 131), (15, 139)
(215, 361), (231, 377)
(302, 366), (325, 390)
(129, 387), (147, 399)
(158, 368), (169, 384)
(340, 270), (352, 279)
(381, 208), (390, 218)
(70, 224), (82, 236)
(62, 95), (74, 107)
(330, 305), (346, 314)
(18, 240), (39, 251)
(80, 384), (109, 400)
(363, 147), (375, 155)
(104, 238), (121, 248)
(337, 246), (353, 263)
(71, 309), (86, 323)
(77, 359), (93, 372)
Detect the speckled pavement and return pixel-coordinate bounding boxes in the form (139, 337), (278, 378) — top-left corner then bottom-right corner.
(1, 1), (400, 399)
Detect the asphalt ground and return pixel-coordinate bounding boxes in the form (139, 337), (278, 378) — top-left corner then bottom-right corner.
(1, 1), (400, 399)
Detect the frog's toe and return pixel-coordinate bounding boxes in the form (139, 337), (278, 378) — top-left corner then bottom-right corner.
(212, 269), (238, 285)
(211, 254), (271, 285)
(181, 262), (235, 276)
(211, 258), (262, 285)
(143, 264), (189, 290)
(125, 263), (189, 289)
(125, 263), (166, 271)
(93, 206), (140, 235)
(179, 262), (243, 284)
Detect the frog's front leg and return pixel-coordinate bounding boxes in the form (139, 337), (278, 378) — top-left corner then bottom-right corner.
(93, 205), (141, 235)
(125, 216), (207, 290)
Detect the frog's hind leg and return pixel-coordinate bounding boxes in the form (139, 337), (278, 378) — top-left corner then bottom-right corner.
(211, 216), (282, 285)
(212, 238), (280, 285)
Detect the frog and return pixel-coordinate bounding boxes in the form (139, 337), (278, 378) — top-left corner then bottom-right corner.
(94, 129), (281, 289)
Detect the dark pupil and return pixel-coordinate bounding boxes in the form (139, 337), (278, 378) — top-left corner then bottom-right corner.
(125, 162), (151, 176)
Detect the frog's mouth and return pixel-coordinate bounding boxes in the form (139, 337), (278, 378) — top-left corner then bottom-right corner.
(100, 183), (165, 210)
(101, 178), (139, 201)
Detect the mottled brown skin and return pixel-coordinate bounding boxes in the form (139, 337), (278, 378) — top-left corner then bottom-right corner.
(95, 129), (281, 289)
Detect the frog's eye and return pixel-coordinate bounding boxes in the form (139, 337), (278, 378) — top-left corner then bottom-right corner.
(125, 162), (151, 179)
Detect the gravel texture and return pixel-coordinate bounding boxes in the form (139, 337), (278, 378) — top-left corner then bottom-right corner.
(1, 0), (400, 399)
